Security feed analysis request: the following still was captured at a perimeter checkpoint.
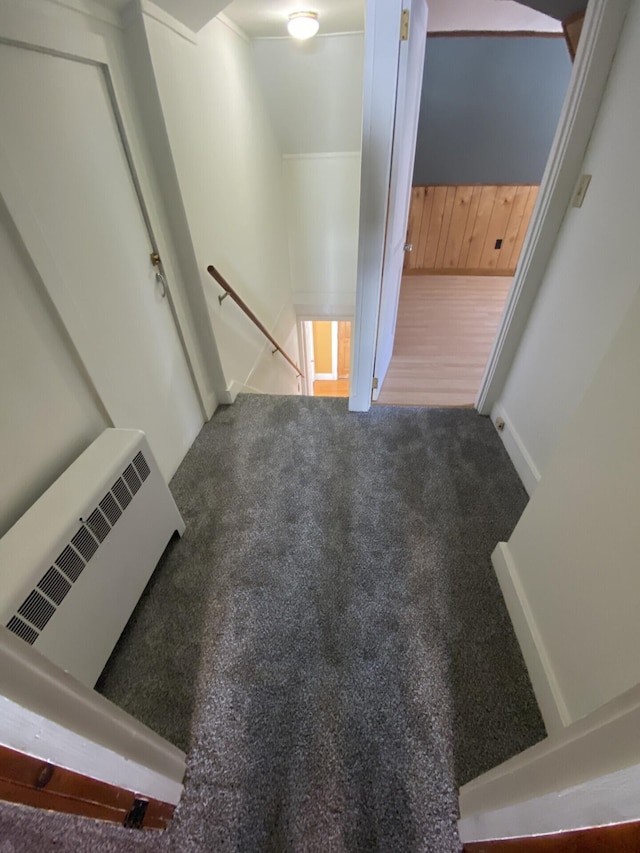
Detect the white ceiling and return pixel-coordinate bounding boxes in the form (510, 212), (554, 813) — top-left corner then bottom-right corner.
(91, 0), (561, 36)
(223, 0), (560, 39)
(222, 0), (364, 38)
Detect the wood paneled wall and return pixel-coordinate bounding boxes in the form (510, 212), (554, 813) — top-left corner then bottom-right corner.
(404, 185), (538, 275)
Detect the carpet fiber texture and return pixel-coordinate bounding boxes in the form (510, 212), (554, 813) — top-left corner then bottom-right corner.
(0, 396), (545, 851)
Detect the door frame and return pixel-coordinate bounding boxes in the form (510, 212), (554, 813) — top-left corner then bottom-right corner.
(371, 0), (427, 402)
(350, 0), (406, 411)
(351, 0), (630, 414)
(476, 0), (631, 415)
(0, 1), (210, 421)
(297, 314), (354, 396)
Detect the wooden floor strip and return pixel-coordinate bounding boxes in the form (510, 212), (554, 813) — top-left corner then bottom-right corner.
(376, 275), (511, 407)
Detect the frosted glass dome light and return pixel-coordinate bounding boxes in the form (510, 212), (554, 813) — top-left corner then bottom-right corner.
(287, 11), (320, 39)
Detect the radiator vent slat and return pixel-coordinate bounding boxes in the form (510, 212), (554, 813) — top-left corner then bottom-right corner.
(55, 544), (86, 582)
(7, 616), (39, 645)
(133, 451), (150, 482)
(99, 492), (122, 526)
(112, 476), (132, 510)
(86, 507), (110, 543)
(37, 567), (71, 606)
(17, 590), (56, 631)
(71, 526), (99, 563)
(6, 449), (150, 651)
(123, 464), (141, 496)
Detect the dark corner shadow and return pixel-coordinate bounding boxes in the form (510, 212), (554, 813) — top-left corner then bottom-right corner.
(444, 494), (547, 787)
(95, 530), (208, 753)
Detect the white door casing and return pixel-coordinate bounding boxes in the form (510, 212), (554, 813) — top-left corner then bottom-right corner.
(476, 0), (632, 415)
(349, 0), (428, 411)
(0, 41), (202, 480)
(372, 0), (428, 400)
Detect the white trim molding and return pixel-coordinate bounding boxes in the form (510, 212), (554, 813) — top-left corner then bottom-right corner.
(216, 12), (251, 44)
(492, 543), (570, 734)
(491, 404), (541, 495)
(130, 1), (199, 45)
(476, 0), (632, 414)
(350, 0), (403, 412)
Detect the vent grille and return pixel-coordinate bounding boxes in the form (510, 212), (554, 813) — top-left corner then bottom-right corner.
(133, 451), (150, 482)
(99, 492), (122, 526)
(112, 477), (132, 510)
(86, 507), (110, 543)
(123, 464), (141, 495)
(37, 567), (71, 606)
(55, 544), (85, 583)
(6, 449), (150, 648)
(71, 526), (99, 562)
(7, 616), (39, 645)
(17, 590), (56, 631)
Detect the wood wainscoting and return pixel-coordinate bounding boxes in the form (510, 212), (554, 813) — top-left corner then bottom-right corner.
(404, 185), (538, 276)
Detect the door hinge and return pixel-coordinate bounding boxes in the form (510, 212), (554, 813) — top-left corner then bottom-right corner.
(400, 8), (410, 41)
(372, 377), (379, 391)
(150, 252), (161, 267)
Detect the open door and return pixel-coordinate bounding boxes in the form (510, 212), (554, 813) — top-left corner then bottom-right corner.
(371, 0), (428, 400)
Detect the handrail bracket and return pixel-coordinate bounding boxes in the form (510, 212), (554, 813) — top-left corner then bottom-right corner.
(207, 264), (305, 379)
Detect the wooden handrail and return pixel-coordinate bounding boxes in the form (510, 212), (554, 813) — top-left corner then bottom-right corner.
(206, 265), (304, 378)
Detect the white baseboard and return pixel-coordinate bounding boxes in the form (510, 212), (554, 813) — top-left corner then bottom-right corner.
(222, 380), (269, 404)
(217, 386), (235, 405)
(492, 543), (569, 734)
(491, 404), (541, 496)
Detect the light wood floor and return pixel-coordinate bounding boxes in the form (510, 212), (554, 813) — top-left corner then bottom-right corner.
(376, 275), (512, 407)
(313, 379), (349, 397)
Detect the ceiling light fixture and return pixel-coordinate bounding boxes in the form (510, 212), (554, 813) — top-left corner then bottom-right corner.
(287, 11), (320, 40)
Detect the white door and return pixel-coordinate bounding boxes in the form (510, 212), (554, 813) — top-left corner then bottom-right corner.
(372, 0), (428, 400)
(0, 43), (202, 478)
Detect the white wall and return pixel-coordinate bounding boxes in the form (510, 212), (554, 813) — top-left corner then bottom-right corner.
(462, 284), (640, 836)
(0, 197), (108, 538)
(144, 13), (299, 393)
(251, 34), (364, 155)
(284, 153), (361, 314)
(500, 282), (640, 726)
(494, 0), (640, 482)
(251, 34), (364, 319)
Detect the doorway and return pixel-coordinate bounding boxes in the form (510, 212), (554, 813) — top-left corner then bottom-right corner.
(300, 320), (352, 398)
(352, 0), (599, 413)
(377, 24), (574, 407)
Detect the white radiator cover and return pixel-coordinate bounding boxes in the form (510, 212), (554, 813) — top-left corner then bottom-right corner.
(0, 429), (185, 687)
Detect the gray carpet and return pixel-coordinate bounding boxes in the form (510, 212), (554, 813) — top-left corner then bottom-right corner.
(0, 396), (546, 852)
